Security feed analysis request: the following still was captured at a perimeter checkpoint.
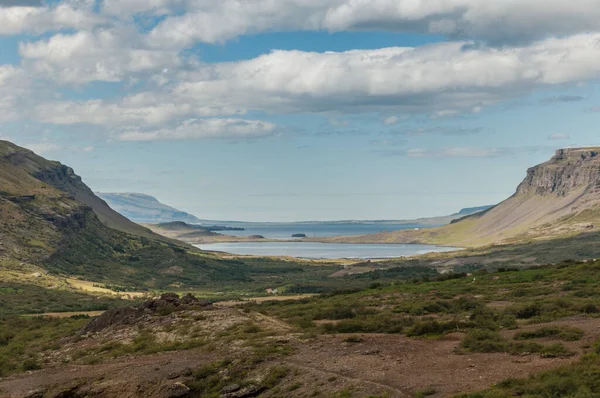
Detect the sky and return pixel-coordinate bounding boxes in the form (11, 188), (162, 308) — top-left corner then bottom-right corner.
(1, 0), (600, 222)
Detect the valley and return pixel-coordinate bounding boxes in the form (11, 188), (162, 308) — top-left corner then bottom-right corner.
(2, 140), (600, 398)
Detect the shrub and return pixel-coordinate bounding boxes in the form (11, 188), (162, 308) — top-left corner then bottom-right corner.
(461, 329), (507, 353)
(514, 326), (584, 342)
(407, 320), (470, 337)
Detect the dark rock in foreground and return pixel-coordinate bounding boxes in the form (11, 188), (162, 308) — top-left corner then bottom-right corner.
(83, 293), (212, 334)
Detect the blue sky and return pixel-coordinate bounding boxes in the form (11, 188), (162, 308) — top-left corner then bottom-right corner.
(1, 1), (600, 221)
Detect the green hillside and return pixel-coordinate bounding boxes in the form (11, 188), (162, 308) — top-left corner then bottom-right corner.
(0, 140), (329, 291)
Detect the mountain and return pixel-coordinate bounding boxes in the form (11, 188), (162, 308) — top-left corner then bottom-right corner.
(456, 205), (494, 215)
(97, 192), (203, 224)
(385, 205), (495, 226)
(326, 148), (600, 247)
(0, 140), (255, 288)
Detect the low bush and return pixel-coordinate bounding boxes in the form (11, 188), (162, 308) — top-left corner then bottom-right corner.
(513, 326), (584, 342)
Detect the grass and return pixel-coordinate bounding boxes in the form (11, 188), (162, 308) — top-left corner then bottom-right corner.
(0, 282), (132, 319)
(415, 387), (438, 397)
(460, 329), (574, 357)
(185, 361), (291, 398)
(513, 326), (584, 341)
(247, 260), (600, 339)
(0, 316), (88, 377)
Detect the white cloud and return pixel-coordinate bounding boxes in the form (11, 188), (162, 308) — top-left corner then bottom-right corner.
(170, 34), (600, 115)
(0, 2), (103, 36)
(19, 28), (182, 84)
(23, 142), (61, 154)
(27, 32), (600, 128)
(0, 65), (30, 122)
(101, 0), (184, 17)
(116, 118), (278, 141)
(35, 94), (243, 126)
(20, 142), (96, 154)
(548, 133), (571, 140)
(383, 116), (399, 125)
(140, 0), (600, 47)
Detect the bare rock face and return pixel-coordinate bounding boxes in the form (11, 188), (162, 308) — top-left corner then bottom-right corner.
(517, 148), (600, 196)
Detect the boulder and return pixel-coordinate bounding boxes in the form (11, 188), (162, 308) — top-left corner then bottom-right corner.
(164, 382), (190, 398)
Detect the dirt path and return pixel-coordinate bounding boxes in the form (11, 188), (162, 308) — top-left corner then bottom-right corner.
(285, 359), (411, 397)
(22, 311), (106, 318)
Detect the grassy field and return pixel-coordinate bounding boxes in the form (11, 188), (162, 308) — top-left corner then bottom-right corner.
(244, 259), (600, 352)
(3, 260), (600, 396)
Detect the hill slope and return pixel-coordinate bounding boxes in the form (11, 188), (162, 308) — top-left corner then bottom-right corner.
(97, 192), (203, 224)
(327, 148), (600, 247)
(0, 140), (258, 288)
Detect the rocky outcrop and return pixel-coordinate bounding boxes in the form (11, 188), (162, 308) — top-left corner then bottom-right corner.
(83, 293), (212, 334)
(517, 148), (600, 196)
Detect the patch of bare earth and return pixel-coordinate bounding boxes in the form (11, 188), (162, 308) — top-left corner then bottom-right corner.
(1, 312), (599, 398)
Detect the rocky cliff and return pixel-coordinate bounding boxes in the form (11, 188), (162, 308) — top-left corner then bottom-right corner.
(517, 149), (600, 196)
(326, 147), (600, 247)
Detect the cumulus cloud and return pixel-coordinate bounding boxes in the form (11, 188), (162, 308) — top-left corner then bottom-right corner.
(35, 94), (244, 126)
(137, 0), (600, 47)
(116, 118), (278, 141)
(0, 65), (30, 122)
(0, 1), (103, 36)
(19, 28), (182, 84)
(0, 0), (42, 6)
(26, 32), (600, 127)
(102, 0), (184, 17)
(170, 34), (600, 115)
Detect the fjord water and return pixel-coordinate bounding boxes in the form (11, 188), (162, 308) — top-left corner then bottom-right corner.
(195, 242), (459, 260)
(208, 221), (435, 239)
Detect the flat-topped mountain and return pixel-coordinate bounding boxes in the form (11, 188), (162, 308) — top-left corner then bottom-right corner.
(97, 192), (203, 224)
(327, 148), (600, 247)
(517, 148), (600, 196)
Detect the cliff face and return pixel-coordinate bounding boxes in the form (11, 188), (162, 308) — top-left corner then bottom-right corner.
(331, 147), (600, 247)
(517, 148), (600, 196)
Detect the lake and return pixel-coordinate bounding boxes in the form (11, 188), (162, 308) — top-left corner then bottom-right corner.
(195, 242), (459, 260)
(209, 221), (436, 239)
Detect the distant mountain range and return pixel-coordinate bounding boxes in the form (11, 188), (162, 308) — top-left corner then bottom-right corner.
(97, 192), (493, 227)
(97, 193), (203, 224)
